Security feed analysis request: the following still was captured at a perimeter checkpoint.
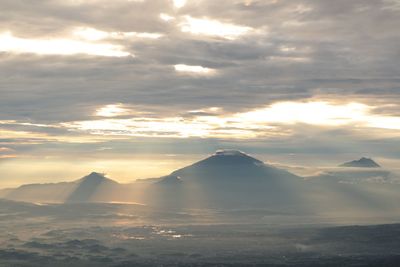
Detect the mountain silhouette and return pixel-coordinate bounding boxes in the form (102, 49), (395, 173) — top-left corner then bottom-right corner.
(65, 172), (120, 203)
(161, 150), (304, 209)
(340, 157), (381, 168)
(1, 172), (121, 203)
(2, 151), (399, 216)
(171, 149), (298, 183)
(2, 181), (75, 203)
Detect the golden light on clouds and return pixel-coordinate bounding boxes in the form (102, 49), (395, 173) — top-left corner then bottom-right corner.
(73, 27), (163, 41)
(173, 0), (187, 8)
(62, 101), (400, 138)
(0, 147), (14, 152)
(0, 147), (16, 159)
(236, 102), (368, 126)
(174, 64), (217, 75)
(160, 13), (175, 22)
(63, 118), (213, 138)
(179, 16), (253, 40)
(73, 27), (109, 41)
(96, 104), (130, 117)
(2, 102), (400, 141)
(0, 31), (131, 57)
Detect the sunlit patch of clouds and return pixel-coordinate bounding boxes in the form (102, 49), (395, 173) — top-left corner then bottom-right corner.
(366, 116), (400, 130)
(59, 101), (400, 139)
(96, 104), (131, 117)
(0, 31), (131, 57)
(279, 45), (297, 52)
(160, 13), (175, 22)
(173, 0), (187, 9)
(65, 0), (145, 5)
(2, 101), (400, 140)
(237, 101), (400, 130)
(0, 147), (17, 159)
(0, 26), (163, 57)
(62, 118), (213, 138)
(0, 154), (17, 159)
(174, 64), (217, 75)
(0, 147), (14, 153)
(73, 27), (163, 41)
(244, 0), (252, 6)
(0, 126), (116, 144)
(236, 102), (368, 126)
(179, 16), (253, 40)
(186, 107), (222, 116)
(279, 44), (312, 53)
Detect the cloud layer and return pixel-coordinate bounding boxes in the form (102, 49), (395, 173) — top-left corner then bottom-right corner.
(0, 0), (399, 183)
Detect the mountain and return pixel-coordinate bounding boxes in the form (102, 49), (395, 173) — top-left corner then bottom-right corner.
(1, 172), (122, 203)
(0, 151), (304, 209)
(171, 149), (299, 182)
(340, 157), (381, 168)
(2, 151), (400, 216)
(3, 181), (75, 203)
(158, 150), (305, 209)
(65, 172), (120, 203)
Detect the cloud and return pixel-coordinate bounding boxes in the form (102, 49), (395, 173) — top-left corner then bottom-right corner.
(173, 0), (187, 9)
(95, 104), (131, 117)
(43, 101), (400, 139)
(73, 27), (163, 41)
(174, 64), (216, 75)
(0, 0), (400, 183)
(179, 16), (253, 40)
(0, 32), (131, 57)
(0, 147), (14, 153)
(160, 13), (175, 22)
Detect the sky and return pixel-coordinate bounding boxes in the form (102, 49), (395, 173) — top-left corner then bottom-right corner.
(1, 0), (400, 187)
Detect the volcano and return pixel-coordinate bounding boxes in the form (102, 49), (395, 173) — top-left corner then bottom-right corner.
(168, 149), (299, 183)
(340, 157), (381, 168)
(153, 150), (304, 209)
(65, 172), (120, 203)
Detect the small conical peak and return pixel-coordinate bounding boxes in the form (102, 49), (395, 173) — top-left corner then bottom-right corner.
(214, 149), (247, 156)
(85, 172), (106, 180)
(340, 157), (381, 168)
(193, 149), (264, 166)
(77, 172), (118, 184)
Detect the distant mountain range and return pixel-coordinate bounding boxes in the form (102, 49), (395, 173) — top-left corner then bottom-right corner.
(1, 150), (399, 216)
(0, 172), (122, 203)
